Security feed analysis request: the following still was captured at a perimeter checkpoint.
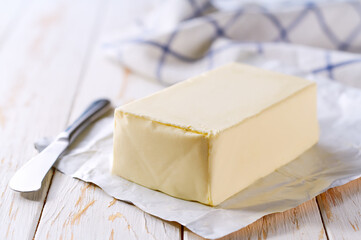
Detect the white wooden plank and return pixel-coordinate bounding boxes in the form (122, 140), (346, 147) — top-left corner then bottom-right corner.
(0, 0), (103, 239)
(317, 178), (361, 239)
(36, 173), (181, 240)
(184, 199), (327, 240)
(34, 0), (181, 239)
(0, 0), (29, 46)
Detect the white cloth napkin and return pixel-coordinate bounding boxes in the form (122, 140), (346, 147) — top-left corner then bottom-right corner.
(36, 1), (361, 238)
(104, 0), (361, 85)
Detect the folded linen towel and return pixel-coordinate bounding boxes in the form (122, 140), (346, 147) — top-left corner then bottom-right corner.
(104, 0), (361, 85)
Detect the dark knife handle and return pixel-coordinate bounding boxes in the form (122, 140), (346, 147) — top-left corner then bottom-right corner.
(63, 99), (112, 142)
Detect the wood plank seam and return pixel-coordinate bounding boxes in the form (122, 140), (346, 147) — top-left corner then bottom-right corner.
(31, 0), (111, 238)
(31, 169), (55, 240)
(31, 1), (182, 238)
(315, 178), (361, 240)
(62, 0), (111, 125)
(181, 225), (184, 240)
(316, 197), (330, 240)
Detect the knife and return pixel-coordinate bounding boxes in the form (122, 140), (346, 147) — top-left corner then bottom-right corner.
(9, 98), (112, 192)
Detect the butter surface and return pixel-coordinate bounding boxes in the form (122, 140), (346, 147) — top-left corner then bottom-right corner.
(113, 63), (319, 206)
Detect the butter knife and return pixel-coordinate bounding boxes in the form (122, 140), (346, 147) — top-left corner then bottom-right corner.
(9, 98), (112, 192)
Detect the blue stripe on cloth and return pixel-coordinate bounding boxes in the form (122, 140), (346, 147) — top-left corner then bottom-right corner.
(338, 1), (361, 51)
(156, 27), (182, 84)
(258, 6), (289, 42)
(309, 3), (340, 46)
(223, 8), (244, 30)
(325, 51), (333, 79)
(276, 3), (313, 41)
(202, 9), (245, 42)
(186, 0), (212, 20)
(312, 57), (361, 75)
(203, 16), (228, 39)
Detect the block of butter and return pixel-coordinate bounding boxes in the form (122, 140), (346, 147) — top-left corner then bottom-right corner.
(113, 63), (319, 206)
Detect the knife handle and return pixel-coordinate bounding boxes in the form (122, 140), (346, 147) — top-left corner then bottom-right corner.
(9, 98), (112, 193)
(62, 99), (112, 142)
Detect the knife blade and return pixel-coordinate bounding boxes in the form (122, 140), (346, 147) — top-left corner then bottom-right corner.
(9, 98), (112, 192)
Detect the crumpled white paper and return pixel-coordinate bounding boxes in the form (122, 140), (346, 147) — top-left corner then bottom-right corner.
(36, 68), (361, 239)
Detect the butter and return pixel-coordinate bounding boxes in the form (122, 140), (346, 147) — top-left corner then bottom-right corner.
(113, 63), (319, 206)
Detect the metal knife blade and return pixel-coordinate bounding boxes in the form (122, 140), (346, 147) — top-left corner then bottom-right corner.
(9, 139), (69, 192)
(9, 98), (112, 192)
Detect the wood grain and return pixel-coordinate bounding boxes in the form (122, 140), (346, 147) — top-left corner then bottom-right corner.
(0, 0), (103, 239)
(1, 0), (361, 239)
(34, 0), (181, 239)
(35, 173), (181, 240)
(184, 199), (327, 240)
(0, 0), (29, 47)
(317, 178), (361, 239)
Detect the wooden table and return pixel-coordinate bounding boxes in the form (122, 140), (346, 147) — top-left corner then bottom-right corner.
(1, 0), (360, 239)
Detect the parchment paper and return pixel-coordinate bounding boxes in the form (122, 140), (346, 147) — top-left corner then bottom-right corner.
(37, 73), (361, 239)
